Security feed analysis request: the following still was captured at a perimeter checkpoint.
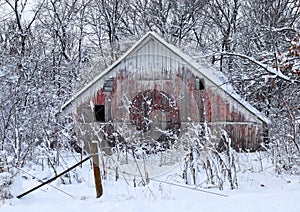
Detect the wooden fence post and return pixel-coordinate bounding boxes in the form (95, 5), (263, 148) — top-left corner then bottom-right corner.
(91, 141), (103, 198)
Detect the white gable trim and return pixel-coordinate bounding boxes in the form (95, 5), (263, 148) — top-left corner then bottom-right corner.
(61, 32), (153, 112)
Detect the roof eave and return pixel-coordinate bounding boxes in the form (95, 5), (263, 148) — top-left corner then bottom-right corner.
(61, 32), (157, 112)
(60, 32), (270, 125)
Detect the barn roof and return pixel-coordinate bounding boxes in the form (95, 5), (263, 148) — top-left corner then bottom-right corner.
(61, 32), (270, 124)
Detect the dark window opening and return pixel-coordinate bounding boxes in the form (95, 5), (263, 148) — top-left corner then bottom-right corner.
(195, 78), (205, 90)
(95, 105), (105, 122)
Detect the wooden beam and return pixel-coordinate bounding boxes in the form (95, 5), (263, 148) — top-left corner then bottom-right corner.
(17, 156), (91, 199)
(91, 142), (103, 198)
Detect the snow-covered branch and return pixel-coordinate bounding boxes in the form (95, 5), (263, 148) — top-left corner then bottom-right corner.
(218, 51), (300, 84)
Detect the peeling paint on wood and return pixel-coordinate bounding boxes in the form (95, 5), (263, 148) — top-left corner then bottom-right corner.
(70, 33), (268, 152)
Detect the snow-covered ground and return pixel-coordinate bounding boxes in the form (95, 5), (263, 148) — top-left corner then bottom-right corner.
(1, 153), (300, 212)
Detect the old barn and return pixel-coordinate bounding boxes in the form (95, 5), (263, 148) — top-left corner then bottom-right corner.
(62, 32), (269, 154)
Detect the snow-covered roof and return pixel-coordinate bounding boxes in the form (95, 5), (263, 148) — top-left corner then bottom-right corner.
(61, 32), (270, 124)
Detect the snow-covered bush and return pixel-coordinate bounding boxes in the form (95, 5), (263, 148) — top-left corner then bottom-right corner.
(0, 151), (14, 200)
(267, 138), (300, 175)
(265, 98), (300, 175)
(182, 123), (238, 190)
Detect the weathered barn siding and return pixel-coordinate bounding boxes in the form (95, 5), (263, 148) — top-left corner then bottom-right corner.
(66, 32), (268, 153)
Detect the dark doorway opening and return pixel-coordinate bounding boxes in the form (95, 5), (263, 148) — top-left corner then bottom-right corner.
(95, 105), (105, 122)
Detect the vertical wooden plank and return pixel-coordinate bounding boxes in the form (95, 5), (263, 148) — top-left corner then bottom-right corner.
(91, 142), (103, 198)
